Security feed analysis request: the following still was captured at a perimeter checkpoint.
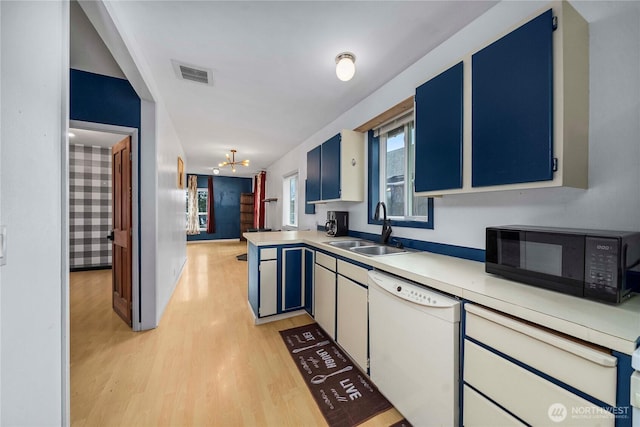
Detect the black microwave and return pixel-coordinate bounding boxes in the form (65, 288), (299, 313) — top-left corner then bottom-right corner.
(485, 226), (640, 304)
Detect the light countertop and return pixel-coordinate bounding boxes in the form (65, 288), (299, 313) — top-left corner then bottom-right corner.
(244, 231), (640, 355)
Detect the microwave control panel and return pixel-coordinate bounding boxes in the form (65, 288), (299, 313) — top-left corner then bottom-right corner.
(584, 237), (619, 296)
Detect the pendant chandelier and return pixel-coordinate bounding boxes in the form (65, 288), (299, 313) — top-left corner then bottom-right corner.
(218, 149), (249, 173)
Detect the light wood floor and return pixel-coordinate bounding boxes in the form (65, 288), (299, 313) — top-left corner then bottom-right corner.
(71, 241), (403, 426)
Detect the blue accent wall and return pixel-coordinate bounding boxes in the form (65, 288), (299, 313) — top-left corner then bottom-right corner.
(187, 174), (253, 241)
(70, 69), (141, 128)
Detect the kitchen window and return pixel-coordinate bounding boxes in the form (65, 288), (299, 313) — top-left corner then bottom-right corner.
(282, 172), (298, 228)
(368, 112), (434, 229)
(185, 188), (208, 230)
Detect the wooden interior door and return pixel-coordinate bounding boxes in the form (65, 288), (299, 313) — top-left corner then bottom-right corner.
(111, 136), (132, 326)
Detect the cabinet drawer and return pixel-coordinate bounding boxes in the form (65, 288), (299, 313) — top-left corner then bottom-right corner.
(260, 248), (277, 261)
(464, 340), (614, 427)
(463, 385), (525, 427)
(465, 304), (617, 406)
(315, 252), (336, 271)
(337, 260), (368, 285)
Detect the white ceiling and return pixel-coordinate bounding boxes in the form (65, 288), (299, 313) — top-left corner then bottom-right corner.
(99, 1), (497, 177)
(69, 128), (124, 148)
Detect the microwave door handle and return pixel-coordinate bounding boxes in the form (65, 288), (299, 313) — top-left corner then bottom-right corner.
(622, 243), (628, 269)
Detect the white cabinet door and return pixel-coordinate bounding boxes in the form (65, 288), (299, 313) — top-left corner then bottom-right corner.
(259, 259), (277, 317)
(337, 275), (368, 371)
(314, 263), (336, 339)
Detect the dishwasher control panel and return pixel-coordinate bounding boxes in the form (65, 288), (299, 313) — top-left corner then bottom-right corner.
(368, 270), (456, 308)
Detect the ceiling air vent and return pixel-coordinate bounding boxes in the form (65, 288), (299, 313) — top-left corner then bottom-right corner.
(171, 60), (214, 86)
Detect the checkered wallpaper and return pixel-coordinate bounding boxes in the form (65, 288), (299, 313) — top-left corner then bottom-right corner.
(69, 144), (112, 270)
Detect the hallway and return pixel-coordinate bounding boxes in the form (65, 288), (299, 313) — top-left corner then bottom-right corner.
(70, 241), (401, 426)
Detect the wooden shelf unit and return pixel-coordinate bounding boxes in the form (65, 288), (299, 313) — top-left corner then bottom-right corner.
(240, 193), (254, 241)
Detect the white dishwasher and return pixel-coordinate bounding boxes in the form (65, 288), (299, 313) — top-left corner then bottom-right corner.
(369, 270), (460, 427)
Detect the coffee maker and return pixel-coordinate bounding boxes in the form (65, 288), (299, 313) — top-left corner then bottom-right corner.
(325, 211), (349, 237)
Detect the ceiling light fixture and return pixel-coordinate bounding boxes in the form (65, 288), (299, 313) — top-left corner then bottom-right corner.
(212, 168), (220, 175)
(335, 52), (356, 82)
(218, 149), (249, 173)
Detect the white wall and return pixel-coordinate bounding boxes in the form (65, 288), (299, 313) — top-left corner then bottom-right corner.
(70, 0), (124, 79)
(154, 100), (188, 325)
(267, 1), (640, 250)
(77, 0), (187, 329)
(115, 18), (188, 328)
(1, 1), (68, 425)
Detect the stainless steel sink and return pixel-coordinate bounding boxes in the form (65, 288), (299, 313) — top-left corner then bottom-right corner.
(350, 245), (408, 256)
(327, 239), (376, 249)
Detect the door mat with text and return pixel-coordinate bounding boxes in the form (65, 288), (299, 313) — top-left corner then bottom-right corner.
(279, 323), (393, 427)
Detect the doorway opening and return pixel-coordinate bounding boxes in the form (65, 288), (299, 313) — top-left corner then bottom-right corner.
(69, 120), (141, 330)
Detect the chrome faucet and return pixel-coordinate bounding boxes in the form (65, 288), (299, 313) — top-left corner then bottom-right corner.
(374, 201), (392, 244)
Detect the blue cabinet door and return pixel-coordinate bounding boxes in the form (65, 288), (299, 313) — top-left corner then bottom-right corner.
(472, 9), (554, 187)
(415, 61), (464, 192)
(306, 145), (321, 202)
(304, 179), (315, 214)
(321, 134), (341, 200)
(282, 248), (303, 311)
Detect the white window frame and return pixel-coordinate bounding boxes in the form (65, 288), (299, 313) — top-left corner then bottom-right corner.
(377, 111), (428, 222)
(282, 172), (299, 229)
(185, 188), (209, 231)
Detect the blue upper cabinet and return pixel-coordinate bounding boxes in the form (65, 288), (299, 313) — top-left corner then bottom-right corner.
(321, 134), (342, 200)
(415, 61), (464, 192)
(304, 180), (316, 214)
(414, 3), (588, 197)
(307, 130), (364, 203)
(306, 146), (321, 203)
(472, 10), (554, 187)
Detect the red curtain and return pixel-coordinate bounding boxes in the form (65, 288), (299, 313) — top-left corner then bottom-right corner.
(206, 176), (216, 234)
(253, 171), (266, 229)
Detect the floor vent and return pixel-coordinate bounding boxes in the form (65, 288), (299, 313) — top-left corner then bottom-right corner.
(171, 60), (213, 86)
